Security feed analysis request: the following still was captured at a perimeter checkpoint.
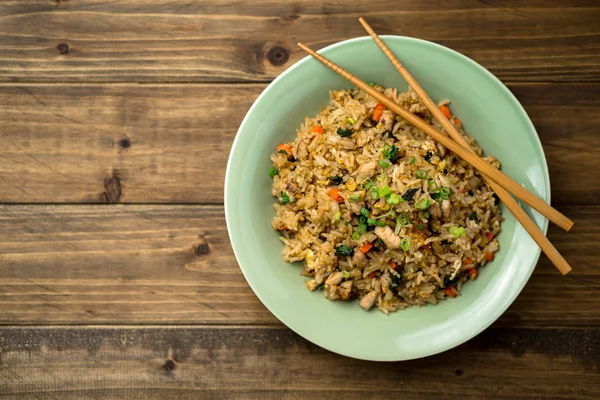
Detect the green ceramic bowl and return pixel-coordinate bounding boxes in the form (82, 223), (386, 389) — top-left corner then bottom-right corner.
(225, 36), (549, 361)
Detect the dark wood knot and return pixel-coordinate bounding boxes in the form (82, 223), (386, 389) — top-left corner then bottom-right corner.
(119, 137), (131, 149)
(455, 369), (464, 376)
(57, 43), (70, 54)
(103, 175), (122, 203)
(266, 46), (289, 66)
(194, 242), (209, 256)
(163, 358), (177, 372)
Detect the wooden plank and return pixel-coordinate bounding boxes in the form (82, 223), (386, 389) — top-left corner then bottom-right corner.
(0, 204), (598, 326)
(0, 1), (599, 83)
(0, 82), (599, 204)
(0, 325), (598, 399)
(0, 84), (257, 204)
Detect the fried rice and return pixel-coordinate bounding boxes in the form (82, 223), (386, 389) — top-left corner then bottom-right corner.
(269, 85), (502, 313)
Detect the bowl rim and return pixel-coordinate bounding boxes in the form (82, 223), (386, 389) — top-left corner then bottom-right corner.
(225, 35), (549, 361)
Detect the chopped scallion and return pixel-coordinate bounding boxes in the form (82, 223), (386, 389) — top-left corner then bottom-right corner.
(424, 210), (430, 219)
(386, 192), (401, 205)
(369, 82), (376, 87)
(396, 213), (410, 227)
(347, 117), (356, 124)
(269, 167), (278, 178)
(416, 198), (431, 210)
(449, 226), (467, 238)
(379, 160), (390, 168)
(370, 186), (379, 199)
(357, 224), (367, 234)
(376, 220), (386, 227)
(378, 185), (391, 198)
(410, 157), (416, 164)
(415, 169), (428, 179)
(349, 195), (360, 201)
(400, 237), (411, 252)
(418, 224), (424, 230)
(440, 186), (451, 198)
(351, 231), (361, 240)
(333, 212), (342, 222)
(382, 144), (399, 162)
(367, 218), (377, 226)
(341, 270), (352, 279)
(360, 208), (370, 218)
(376, 208), (396, 220)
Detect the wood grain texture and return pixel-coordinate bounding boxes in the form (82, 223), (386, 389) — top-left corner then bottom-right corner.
(0, 204), (598, 326)
(0, 1), (599, 83)
(0, 84), (257, 204)
(1, 82), (599, 204)
(0, 326), (598, 399)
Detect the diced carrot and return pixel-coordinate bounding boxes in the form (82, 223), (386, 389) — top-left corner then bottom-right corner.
(279, 225), (287, 231)
(276, 143), (293, 159)
(444, 285), (457, 298)
(459, 187), (467, 194)
(486, 232), (494, 243)
(328, 188), (344, 203)
(311, 125), (324, 134)
(389, 261), (398, 270)
(439, 105), (452, 119)
(368, 272), (376, 279)
(466, 268), (479, 280)
(454, 118), (462, 129)
(360, 242), (374, 253)
(485, 252), (494, 261)
(372, 102), (386, 122)
(464, 257), (473, 265)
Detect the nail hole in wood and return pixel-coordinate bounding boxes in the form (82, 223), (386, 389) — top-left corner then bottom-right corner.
(195, 242), (210, 256)
(57, 43), (69, 54)
(163, 358), (177, 372)
(119, 137), (131, 149)
(266, 46), (289, 66)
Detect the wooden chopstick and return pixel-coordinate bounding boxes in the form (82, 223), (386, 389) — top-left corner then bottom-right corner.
(357, 18), (572, 275)
(296, 42), (572, 232)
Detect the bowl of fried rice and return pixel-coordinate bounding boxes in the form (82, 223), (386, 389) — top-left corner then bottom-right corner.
(225, 36), (549, 361)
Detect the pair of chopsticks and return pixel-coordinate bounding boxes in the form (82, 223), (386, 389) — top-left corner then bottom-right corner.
(298, 18), (573, 275)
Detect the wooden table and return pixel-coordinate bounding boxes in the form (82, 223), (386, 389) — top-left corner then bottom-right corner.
(1, 1), (599, 398)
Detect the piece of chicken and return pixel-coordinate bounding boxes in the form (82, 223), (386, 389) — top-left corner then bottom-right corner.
(305, 279), (319, 292)
(325, 271), (343, 286)
(359, 291), (378, 311)
(441, 199), (451, 218)
(379, 110), (395, 132)
(354, 161), (377, 180)
(374, 225), (401, 250)
(295, 139), (308, 160)
(352, 251), (368, 268)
